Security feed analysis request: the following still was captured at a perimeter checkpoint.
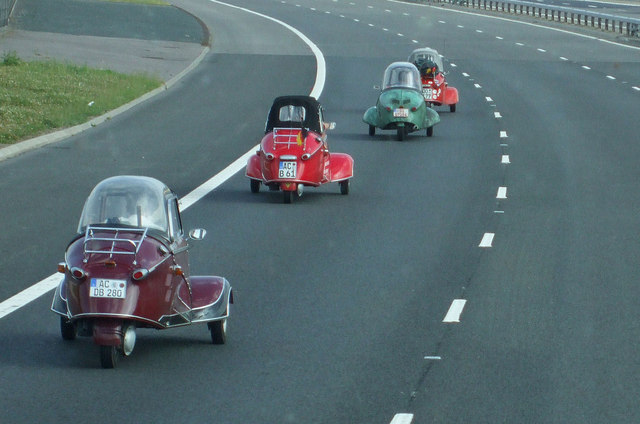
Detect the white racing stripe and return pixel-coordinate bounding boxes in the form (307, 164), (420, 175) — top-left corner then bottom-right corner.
(0, 0), (326, 320)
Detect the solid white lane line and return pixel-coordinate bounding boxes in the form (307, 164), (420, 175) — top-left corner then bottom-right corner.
(497, 186), (508, 199)
(0, 275), (61, 319)
(443, 299), (467, 323)
(390, 413), (414, 424)
(480, 233), (495, 247)
(0, 0), (327, 320)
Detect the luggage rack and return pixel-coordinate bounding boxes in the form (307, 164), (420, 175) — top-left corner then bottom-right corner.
(83, 225), (148, 265)
(272, 127), (306, 150)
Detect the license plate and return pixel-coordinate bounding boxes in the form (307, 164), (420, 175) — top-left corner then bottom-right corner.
(423, 88), (432, 99)
(90, 278), (127, 299)
(393, 108), (409, 118)
(279, 161), (297, 179)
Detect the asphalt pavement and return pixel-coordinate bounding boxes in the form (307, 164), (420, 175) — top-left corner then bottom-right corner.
(0, 0), (209, 160)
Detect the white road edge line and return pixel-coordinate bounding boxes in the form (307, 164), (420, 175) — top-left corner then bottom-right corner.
(443, 299), (467, 323)
(0, 0), (327, 320)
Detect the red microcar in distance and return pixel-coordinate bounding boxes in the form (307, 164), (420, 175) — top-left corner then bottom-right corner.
(408, 47), (459, 112)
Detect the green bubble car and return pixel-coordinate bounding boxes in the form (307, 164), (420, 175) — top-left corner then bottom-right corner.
(363, 62), (440, 141)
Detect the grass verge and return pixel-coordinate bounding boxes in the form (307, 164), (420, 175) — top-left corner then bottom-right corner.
(0, 51), (163, 145)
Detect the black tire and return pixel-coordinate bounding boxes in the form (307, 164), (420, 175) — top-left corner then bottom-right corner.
(99, 345), (119, 369)
(250, 179), (260, 193)
(60, 317), (76, 341)
(209, 319), (227, 345)
(397, 127), (406, 141)
(450, 103), (456, 113)
(283, 190), (294, 204)
(427, 126), (434, 137)
(340, 180), (350, 195)
(368, 125), (375, 136)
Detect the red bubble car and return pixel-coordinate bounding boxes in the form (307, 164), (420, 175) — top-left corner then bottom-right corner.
(245, 96), (354, 203)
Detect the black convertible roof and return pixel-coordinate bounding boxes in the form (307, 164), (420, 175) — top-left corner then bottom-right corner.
(265, 95), (323, 133)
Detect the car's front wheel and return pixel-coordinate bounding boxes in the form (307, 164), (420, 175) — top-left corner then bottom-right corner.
(450, 103), (456, 113)
(340, 180), (350, 195)
(250, 179), (260, 193)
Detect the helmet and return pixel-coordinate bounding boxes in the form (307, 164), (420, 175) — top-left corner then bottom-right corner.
(420, 60), (438, 78)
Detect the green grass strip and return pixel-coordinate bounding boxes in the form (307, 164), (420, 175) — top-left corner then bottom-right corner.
(0, 53), (162, 144)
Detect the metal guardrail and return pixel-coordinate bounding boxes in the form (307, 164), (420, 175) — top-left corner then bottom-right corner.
(413, 0), (640, 37)
(0, 0), (16, 27)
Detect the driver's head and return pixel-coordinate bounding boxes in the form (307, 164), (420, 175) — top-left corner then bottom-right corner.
(421, 60), (437, 78)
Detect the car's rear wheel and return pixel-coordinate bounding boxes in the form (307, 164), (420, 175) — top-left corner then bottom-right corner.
(397, 127), (406, 141)
(99, 345), (119, 369)
(427, 126), (434, 137)
(250, 179), (260, 193)
(283, 190), (294, 204)
(368, 125), (375, 136)
(450, 103), (456, 113)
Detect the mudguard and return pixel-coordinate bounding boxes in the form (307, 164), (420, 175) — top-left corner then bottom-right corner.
(444, 86), (459, 105)
(423, 107), (441, 128)
(51, 277), (69, 317)
(329, 153), (354, 181)
(245, 153), (262, 180)
(363, 106), (379, 127)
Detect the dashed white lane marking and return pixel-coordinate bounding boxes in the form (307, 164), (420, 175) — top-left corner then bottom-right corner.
(633, 86), (640, 91)
(497, 186), (508, 199)
(496, 36), (503, 39)
(537, 48), (546, 52)
(485, 96), (493, 102)
(500, 130), (508, 138)
(560, 56), (568, 61)
(474, 83), (482, 88)
(462, 72), (470, 77)
(516, 42), (524, 46)
(502, 155), (511, 164)
(424, 356), (442, 360)
(390, 413), (414, 424)
(480, 232), (495, 247)
(443, 299), (467, 322)
(582, 65), (591, 70)
(606, 75), (616, 80)
(494, 112), (502, 118)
